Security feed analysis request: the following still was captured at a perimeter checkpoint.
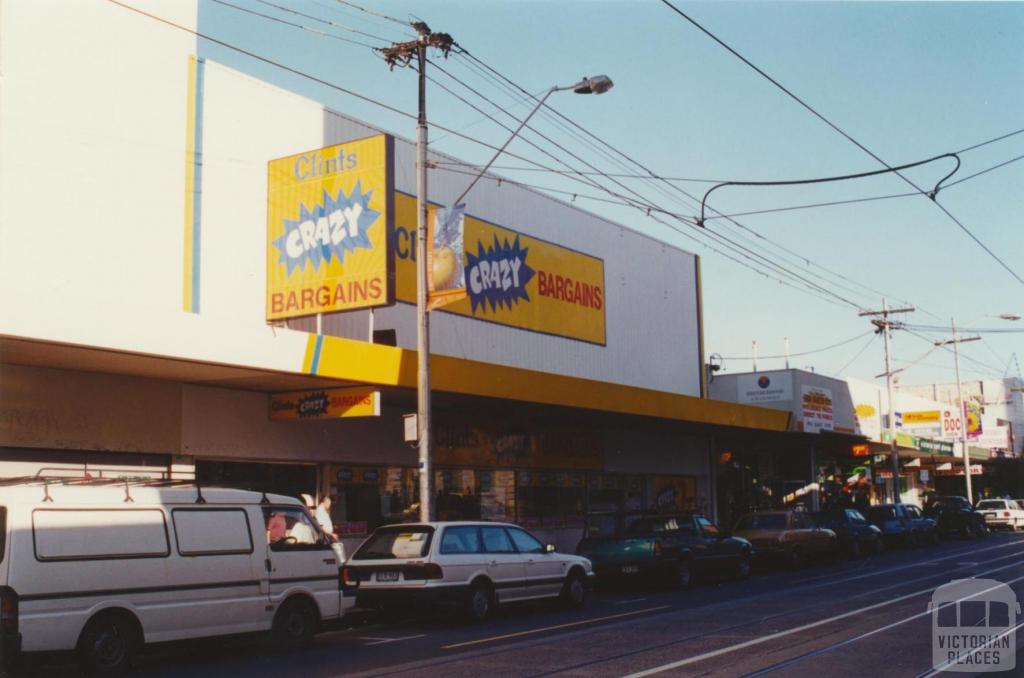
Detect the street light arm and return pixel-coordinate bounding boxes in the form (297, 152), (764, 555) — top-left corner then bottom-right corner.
(450, 75), (612, 209)
(450, 86), (559, 209)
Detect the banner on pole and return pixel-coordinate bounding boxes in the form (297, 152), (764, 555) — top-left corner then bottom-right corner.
(427, 203), (467, 310)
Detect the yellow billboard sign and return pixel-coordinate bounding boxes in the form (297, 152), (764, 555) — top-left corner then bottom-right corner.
(269, 386), (380, 421)
(393, 193), (606, 344)
(902, 410), (940, 425)
(266, 135), (395, 320)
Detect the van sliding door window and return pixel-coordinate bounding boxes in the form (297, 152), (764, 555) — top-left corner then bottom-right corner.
(172, 508), (254, 556)
(263, 507), (325, 551)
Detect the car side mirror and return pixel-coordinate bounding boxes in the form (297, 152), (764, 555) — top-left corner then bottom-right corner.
(544, 544), (556, 554)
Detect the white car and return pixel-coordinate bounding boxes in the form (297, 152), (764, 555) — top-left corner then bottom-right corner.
(976, 499), (1024, 530)
(345, 521), (595, 622)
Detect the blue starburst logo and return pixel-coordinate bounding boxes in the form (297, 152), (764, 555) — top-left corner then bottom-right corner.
(273, 181), (380, 275)
(465, 235), (535, 314)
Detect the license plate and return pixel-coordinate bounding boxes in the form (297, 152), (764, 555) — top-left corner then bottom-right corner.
(377, 571), (400, 582)
(621, 565), (640, 574)
(984, 513), (996, 518)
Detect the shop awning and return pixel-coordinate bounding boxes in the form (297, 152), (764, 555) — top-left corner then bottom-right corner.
(303, 334), (790, 431)
(0, 333), (790, 433)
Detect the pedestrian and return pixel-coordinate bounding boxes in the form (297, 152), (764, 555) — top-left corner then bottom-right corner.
(316, 496), (334, 535)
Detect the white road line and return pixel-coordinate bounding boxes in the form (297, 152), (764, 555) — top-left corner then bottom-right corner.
(442, 606), (670, 650)
(621, 557), (1024, 677)
(744, 573), (1024, 677)
(612, 598), (648, 605)
(361, 634), (426, 646)
(786, 538), (1024, 591)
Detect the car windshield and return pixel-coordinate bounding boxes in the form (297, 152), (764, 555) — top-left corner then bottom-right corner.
(867, 507), (897, 521)
(977, 500), (1008, 510)
(734, 514), (787, 531)
(352, 525), (434, 560)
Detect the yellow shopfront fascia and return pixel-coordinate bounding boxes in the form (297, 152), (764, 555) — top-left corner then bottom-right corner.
(302, 333), (790, 431)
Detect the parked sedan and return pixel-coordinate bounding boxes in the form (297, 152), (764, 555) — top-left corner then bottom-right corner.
(732, 509), (837, 568)
(576, 512), (752, 589)
(865, 504), (939, 546)
(345, 522), (595, 622)
(924, 496), (988, 538)
(976, 499), (1024, 531)
(813, 507), (884, 558)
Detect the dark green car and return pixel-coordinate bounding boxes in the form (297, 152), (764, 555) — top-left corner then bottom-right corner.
(576, 512), (753, 589)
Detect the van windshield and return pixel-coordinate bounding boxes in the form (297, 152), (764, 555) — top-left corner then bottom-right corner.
(352, 525), (434, 560)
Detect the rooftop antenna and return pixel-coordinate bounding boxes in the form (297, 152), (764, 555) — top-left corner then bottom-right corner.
(195, 480), (206, 505)
(42, 479), (54, 503)
(123, 478), (134, 503)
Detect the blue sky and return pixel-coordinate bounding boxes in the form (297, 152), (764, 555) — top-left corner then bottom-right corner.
(195, 0), (1024, 388)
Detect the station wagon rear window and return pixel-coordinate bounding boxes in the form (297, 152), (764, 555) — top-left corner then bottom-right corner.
(33, 509), (170, 561)
(352, 526), (433, 560)
(977, 500), (1008, 510)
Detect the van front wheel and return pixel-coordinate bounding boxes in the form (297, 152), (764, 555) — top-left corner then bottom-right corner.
(77, 612), (140, 675)
(272, 598), (318, 651)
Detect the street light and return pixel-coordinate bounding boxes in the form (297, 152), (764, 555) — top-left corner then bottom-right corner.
(415, 75), (614, 522)
(936, 312), (1020, 504)
(449, 76), (614, 210)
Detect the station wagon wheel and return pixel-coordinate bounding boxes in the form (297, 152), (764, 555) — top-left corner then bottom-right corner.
(737, 552), (752, 579)
(873, 538), (885, 555)
(675, 560), (692, 590)
(273, 598), (318, 650)
(849, 539), (861, 560)
(465, 581), (494, 623)
(788, 546), (804, 569)
(561, 571), (587, 608)
(77, 612), (140, 675)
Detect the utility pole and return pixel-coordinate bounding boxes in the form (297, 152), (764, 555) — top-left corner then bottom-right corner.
(861, 299), (914, 504)
(935, 320), (981, 503)
(380, 23), (454, 523)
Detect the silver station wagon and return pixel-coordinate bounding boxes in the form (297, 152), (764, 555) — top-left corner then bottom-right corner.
(345, 521), (595, 621)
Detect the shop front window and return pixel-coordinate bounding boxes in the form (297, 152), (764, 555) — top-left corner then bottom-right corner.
(436, 468), (480, 521)
(587, 474), (622, 513)
(330, 465), (416, 536)
(518, 472), (585, 529)
(480, 470), (516, 522)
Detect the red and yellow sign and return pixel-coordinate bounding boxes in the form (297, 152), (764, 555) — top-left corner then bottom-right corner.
(266, 135), (395, 320)
(269, 386), (380, 421)
(393, 193), (606, 344)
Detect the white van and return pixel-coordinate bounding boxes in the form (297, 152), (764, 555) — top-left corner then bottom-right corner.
(0, 478), (355, 674)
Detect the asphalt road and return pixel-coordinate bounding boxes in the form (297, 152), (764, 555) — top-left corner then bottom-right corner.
(21, 532), (1024, 677)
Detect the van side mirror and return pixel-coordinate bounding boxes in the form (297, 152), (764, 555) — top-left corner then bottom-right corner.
(544, 544), (556, 554)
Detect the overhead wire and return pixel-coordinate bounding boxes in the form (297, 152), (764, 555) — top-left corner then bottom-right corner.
(451, 47), (932, 315)
(833, 334), (878, 376)
(718, 331), (873, 360)
(423, 57), (869, 309)
(208, 0), (380, 48)
(252, 0), (399, 43)
(658, 0), (1024, 288)
(111, 0), (864, 310)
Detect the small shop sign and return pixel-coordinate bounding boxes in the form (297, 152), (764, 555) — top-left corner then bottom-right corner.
(269, 386), (380, 420)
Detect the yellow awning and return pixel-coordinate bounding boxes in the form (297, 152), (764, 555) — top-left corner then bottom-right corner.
(304, 333), (790, 432)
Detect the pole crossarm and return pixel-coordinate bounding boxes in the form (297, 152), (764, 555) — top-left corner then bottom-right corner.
(935, 336), (981, 346)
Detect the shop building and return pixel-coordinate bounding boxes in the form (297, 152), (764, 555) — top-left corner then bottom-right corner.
(0, 1), (788, 552)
